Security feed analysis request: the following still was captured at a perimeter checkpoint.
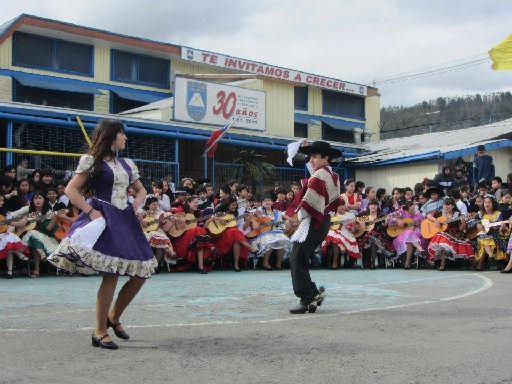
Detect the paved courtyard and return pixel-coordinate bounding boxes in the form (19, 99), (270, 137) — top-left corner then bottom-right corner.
(0, 268), (510, 384)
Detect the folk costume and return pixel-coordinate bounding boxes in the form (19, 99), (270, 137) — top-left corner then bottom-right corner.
(48, 155), (157, 278)
(427, 210), (475, 262)
(286, 141), (341, 313)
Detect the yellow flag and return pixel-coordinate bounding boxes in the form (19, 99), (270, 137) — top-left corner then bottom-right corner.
(489, 34), (512, 70)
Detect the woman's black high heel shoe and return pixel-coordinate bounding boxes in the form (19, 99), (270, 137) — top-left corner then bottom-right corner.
(198, 268), (208, 274)
(501, 268), (512, 274)
(91, 333), (118, 349)
(107, 317), (130, 340)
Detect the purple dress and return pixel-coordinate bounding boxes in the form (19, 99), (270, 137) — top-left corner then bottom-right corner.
(48, 155), (157, 278)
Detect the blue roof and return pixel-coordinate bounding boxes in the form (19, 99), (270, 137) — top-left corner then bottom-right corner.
(320, 117), (360, 132)
(13, 74), (103, 95)
(113, 90), (166, 104)
(294, 114), (318, 125)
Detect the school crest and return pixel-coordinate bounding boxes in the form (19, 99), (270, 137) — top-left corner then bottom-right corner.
(187, 81), (207, 121)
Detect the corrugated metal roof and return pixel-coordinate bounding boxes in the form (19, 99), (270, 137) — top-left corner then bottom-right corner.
(346, 118), (512, 166)
(119, 97), (174, 115)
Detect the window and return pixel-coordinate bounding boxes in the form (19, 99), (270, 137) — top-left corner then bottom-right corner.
(322, 122), (353, 143)
(111, 50), (170, 88)
(13, 32), (93, 76)
(111, 91), (147, 114)
(294, 123), (308, 138)
(294, 86), (308, 110)
(322, 90), (365, 119)
(14, 80), (94, 111)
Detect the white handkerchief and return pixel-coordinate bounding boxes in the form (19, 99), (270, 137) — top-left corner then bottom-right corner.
(286, 140), (303, 166)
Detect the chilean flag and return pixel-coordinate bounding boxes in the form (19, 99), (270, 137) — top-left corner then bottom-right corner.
(203, 125), (230, 158)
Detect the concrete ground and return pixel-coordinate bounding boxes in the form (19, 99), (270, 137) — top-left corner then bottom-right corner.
(0, 267), (511, 384)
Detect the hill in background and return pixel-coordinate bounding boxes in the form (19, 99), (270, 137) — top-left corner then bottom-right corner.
(380, 91), (512, 139)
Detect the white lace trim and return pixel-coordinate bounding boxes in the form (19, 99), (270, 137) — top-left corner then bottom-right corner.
(291, 217), (311, 243)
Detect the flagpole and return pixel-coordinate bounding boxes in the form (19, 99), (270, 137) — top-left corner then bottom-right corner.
(201, 115), (240, 158)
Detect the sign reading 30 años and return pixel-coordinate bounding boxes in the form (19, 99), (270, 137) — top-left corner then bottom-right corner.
(173, 76), (266, 131)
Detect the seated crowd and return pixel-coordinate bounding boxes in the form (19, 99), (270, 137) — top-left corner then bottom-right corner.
(2, 155), (512, 280)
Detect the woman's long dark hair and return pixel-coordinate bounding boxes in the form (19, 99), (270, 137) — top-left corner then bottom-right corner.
(184, 195), (200, 217)
(358, 198), (381, 217)
(442, 197), (460, 213)
(481, 196), (498, 214)
(29, 190), (51, 215)
(215, 197), (238, 216)
(143, 195), (159, 211)
(88, 119), (125, 188)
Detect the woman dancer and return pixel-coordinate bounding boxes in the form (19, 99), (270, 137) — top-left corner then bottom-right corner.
(47, 119), (157, 350)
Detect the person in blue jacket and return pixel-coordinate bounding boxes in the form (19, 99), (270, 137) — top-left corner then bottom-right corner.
(473, 145), (494, 190)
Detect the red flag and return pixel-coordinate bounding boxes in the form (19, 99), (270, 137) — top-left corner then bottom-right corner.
(203, 125), (229, 158)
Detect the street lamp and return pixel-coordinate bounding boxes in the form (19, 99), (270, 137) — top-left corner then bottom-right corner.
(425, 111), (440, 133)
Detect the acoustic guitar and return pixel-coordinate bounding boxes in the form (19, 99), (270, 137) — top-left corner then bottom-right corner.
(167, 212), (216, 237)
(245, 216), (301, 238)
(142, 213), (174, 233)
(54, 213), (79, 240)
(467, 218), (512, 238)
(328, 216), (358, 230)
(206, 213), (248, 236)
(420, 213), (476, 239)
(353, 215), (390, 238)
(0, 213), (36, 234)
(285, 214), (300, 236)
(13, 209), (68, 237)
(386, 218), (421, 238)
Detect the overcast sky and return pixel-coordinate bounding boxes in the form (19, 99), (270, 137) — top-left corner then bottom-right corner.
(3, 0), (512, 107)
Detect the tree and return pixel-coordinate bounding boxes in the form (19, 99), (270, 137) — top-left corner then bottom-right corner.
(229, 148), (275, 189)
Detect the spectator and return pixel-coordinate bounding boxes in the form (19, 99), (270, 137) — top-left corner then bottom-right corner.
(433, 163), (455, 195)
(32, 169), (54, 192)
(0, 177), (22, 213)
(452, 166), (468, 190)
(163, 172), (176, 193)
(16, 159), (35, 181)
(473, 145), (494, 189)
(491, 176), (506, 202)
(4, 165), (17, 184)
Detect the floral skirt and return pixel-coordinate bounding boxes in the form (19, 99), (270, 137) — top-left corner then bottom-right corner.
(48, 200), (157, 278)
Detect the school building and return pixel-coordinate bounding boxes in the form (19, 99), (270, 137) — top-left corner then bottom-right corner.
(0, 14), (380, 191)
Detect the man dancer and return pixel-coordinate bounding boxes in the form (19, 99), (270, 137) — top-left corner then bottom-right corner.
(285, 141), (341, 314)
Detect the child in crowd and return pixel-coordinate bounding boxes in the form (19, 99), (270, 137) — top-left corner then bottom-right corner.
(420, 186), (444, 215)
(273, 187), (289, 212)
